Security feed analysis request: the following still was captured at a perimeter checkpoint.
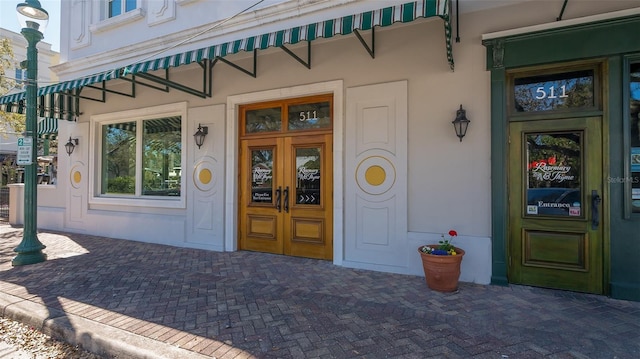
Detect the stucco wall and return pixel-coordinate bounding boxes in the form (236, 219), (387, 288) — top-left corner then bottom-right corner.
(40, 0), (640, 285)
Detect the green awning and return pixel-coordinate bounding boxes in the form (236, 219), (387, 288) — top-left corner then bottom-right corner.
(0, 70), (120, 106)
(37, 117), (58, 140)
(123, 0), (452, 75)
(0, 0), (452, 107)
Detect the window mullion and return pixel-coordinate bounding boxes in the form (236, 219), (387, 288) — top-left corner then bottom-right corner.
(135, 118), (143, 197)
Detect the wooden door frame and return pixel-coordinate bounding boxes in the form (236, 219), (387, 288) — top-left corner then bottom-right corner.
(486, 56), (611, 293)
(225, 80), (345, 263)
(483, 14), (640, 302)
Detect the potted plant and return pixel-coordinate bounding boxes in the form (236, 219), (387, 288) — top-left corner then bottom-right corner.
(417, 230), (465, 292)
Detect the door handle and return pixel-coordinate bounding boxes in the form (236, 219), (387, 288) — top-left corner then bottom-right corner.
(275, 186), (282, 212)
(283, 186), (289, 213)
(591, 189), (601, 230)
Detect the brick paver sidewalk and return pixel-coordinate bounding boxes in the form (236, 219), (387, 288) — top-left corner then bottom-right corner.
(1, 225), (639, 358)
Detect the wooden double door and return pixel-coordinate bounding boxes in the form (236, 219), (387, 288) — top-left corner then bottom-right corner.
(239, 134), (333, 259)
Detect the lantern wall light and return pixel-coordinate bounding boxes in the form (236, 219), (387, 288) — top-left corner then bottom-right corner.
(65, 137), (78, 156)
(194, 124), (208, 149)
(452, 104), (470, 142)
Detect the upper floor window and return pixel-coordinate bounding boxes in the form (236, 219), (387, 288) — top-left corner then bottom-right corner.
(108, 0), (137, 18)
(14, 68), (26, 89)
(91, 0), (144, 33)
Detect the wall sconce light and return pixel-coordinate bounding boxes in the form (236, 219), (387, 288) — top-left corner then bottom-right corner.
(194, 124), (208, 149)
(65, 137), (78, 156)
(452, 105), (470, 142)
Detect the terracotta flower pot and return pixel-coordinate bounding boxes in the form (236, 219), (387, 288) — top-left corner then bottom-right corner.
(417, 246), (465, 292)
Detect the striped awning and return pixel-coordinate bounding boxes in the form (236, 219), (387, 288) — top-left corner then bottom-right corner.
(0, 71), (119, 106)
(0, 0), (452, 106)
(124, 0), (452, 75)
(37, 117), (58, 139)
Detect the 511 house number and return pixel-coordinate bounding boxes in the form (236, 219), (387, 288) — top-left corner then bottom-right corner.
(299, 111), (317, 121)
(535, 85), (569, 100)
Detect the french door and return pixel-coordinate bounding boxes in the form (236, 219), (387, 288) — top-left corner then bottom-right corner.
(238, 95), (333, 260)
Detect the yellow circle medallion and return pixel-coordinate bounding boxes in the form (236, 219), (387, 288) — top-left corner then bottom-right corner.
(365, 165), (386, 186)
(73, 171), (82, 184)
(198, 168), (212, 185)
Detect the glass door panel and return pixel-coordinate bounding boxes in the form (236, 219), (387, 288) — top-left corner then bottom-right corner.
(295, 147), (321, 205)
(525, 132), (582, 217)
(251, 149), (274, 204)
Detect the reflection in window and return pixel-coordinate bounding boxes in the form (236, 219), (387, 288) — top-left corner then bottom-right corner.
(108, 0), (137, 18)
(514, 70), (594, 112)
(142, 118), (181, 196)
(251, 149), (273, 203)
(630, 63), (640, 212)
(296, 148), (321, 205)
(525, 132), (582, 217)
(101, 117), (182, 197)
(102, 122), (136, 195)
(14, 68), (26, 89)
(245, 107), (282, 134)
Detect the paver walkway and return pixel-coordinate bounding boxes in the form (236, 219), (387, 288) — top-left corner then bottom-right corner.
(1, 225), (639, 358)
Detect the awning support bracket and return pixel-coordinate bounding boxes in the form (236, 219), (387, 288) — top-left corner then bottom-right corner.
(131, 68), (206, 98)
(197, 59), (214, 97)
(135, 71), (208, 98)
(85, 79), (136, 99)
(120, 74), (169, 93)
(280, 41), (311, 69)
(122, 64), (211, 99)
(55, 86), (105, 104)
(354, 28), (375, 59)
(557, 0), (569, 21)
(213, 49), (257, 78)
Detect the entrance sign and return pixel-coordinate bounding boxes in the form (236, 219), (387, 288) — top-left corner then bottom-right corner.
(251, 149), (274, 203)
(525, 132), (582, 217)
(296, 148), (321, 205)
(17, 137), (33, 165)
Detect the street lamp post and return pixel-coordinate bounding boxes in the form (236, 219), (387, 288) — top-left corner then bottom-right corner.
(12, 0), (49, 266)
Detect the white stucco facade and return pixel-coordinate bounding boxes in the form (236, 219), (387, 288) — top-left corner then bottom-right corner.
(12, 0), (640, 289)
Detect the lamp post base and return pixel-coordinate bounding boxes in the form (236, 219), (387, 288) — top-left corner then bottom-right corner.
(12, 250), (47, 266)
(12, 235), (47, 266)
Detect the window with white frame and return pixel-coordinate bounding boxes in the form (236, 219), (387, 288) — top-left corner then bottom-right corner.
(108, 0), (137, 18)
(100, 116), (182, 198)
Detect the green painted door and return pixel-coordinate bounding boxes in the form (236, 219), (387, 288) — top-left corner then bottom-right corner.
(508, 117), (603, 293)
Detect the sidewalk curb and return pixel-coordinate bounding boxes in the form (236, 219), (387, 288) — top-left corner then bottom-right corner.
(0, 292), (212, 359)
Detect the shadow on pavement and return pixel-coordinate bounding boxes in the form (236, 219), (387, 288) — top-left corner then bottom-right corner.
(1, 226), (640, 358)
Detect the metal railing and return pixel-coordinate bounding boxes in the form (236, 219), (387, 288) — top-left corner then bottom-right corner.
(0, 187), (9, 220)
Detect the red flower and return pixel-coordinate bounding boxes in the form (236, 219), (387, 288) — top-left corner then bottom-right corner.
(448, 230), (457, 237)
